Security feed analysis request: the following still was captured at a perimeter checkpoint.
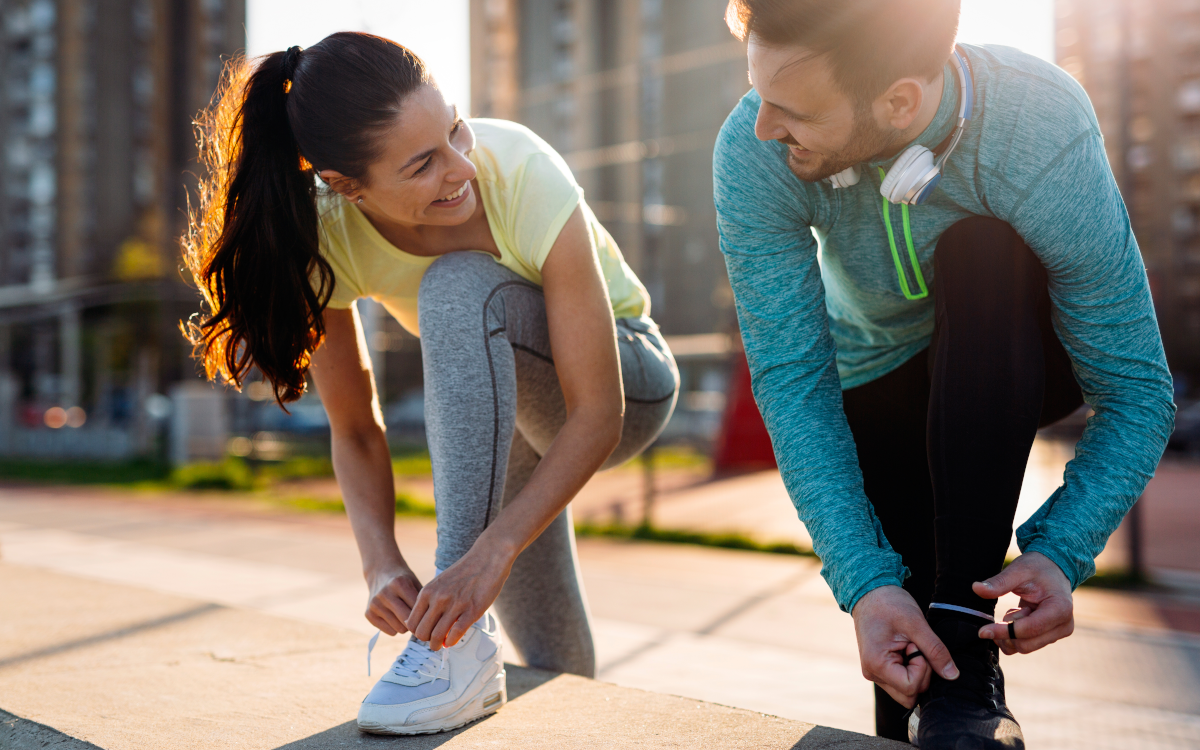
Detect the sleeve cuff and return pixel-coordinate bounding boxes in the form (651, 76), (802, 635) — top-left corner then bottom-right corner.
(841, 572), (909, 615)
(1017, 537), (1092, 591)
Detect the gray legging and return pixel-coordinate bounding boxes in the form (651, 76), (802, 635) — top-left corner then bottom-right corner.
(418, 251), (679, 678)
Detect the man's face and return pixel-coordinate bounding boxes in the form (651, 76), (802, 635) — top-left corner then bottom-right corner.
(747, 40), (896, 182)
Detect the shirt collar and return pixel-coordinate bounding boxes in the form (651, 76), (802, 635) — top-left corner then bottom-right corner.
(866, 59), (959, 170)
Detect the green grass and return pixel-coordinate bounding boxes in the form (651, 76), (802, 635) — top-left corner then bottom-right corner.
(392, 454), (433, 477)
(169, 458), (258, 491)
(278, 491), (436, 517)
(574, 522), (817, 558)
(0, 458), (171, 485)
(257, 455), (335, 482)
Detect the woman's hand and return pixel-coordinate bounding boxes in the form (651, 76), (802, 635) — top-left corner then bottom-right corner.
(405, 538), (516, 650)
(366, 565), (424, 636)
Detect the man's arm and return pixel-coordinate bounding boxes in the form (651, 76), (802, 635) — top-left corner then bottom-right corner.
(714, 95), (958, 705)
(1004, 131), (1175, 588)
(713, 97), (908, 612)
(971, 122), (1176, 653)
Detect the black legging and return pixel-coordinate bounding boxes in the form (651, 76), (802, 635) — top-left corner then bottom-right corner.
(841, 217), (1083, 739)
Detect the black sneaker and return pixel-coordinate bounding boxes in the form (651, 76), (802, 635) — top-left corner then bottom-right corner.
(913, 612), (1024, 749)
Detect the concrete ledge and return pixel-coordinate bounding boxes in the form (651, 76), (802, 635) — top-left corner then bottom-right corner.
(1, 708), (104, 750)
(274, 665), (904, 749)
(0, 561), (902, 749)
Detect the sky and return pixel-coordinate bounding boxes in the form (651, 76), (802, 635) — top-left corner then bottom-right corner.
(957, 0), (1054, 62)
(245, 0), (471, 110)
(247, 0), (1055, 114)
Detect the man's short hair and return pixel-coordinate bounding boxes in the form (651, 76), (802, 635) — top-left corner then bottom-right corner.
(726, 0), (962, 104)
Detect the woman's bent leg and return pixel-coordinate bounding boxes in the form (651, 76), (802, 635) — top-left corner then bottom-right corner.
(419, 251), (677, 678)
(495, 319), (677, 677)
(494, 431), (597, 676)
(419, 252), (534, 570)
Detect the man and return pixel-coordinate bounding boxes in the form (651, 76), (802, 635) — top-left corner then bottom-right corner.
(713, 0), (1175, 747)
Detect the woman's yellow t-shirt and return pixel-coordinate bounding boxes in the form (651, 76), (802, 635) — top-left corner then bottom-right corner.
(317, 118), (650, 336)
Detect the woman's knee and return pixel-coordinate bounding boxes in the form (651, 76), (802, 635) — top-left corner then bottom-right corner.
(418, 251), (505, 304)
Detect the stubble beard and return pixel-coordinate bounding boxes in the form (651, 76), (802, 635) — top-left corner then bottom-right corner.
(783, 107), (897, 183)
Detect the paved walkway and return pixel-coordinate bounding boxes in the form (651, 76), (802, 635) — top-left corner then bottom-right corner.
(0, 561), (897, 750)
(569, 439), (1200, 577)
(1, 487), (1198, 749)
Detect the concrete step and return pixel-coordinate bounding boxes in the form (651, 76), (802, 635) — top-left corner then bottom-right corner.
(0, 561), (902, 749)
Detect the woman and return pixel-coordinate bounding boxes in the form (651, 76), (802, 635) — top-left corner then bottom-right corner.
(182, 32), (677, 735)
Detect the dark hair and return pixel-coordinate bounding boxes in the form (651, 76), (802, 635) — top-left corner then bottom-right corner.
(182, 32), (430, 405)
(726, 0), (961, 103)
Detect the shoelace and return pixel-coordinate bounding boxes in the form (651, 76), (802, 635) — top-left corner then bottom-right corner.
(365, 630), (447, 681)
(391, 637), (448, 683)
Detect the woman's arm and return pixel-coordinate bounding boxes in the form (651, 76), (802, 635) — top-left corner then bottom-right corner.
(310, 305), (423, 636)
(406, 206), (625, 649)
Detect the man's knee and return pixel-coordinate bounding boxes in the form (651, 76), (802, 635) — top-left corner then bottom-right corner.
(934, 217), (1045, 305)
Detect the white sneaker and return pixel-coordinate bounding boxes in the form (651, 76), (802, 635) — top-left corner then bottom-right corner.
(357, 612), (507, 735)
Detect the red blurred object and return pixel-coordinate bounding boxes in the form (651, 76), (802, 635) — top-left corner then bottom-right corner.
(713, 349), (777, 474)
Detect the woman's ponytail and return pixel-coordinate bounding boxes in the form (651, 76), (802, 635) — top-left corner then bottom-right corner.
(184, 33), (429, 404)
(183, 47), (332, 405)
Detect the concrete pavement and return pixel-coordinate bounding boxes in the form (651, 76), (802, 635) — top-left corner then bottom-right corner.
(0, 562), (897, 750)
(568, 439), (1200, 579)
(1, 486), (1199, 748)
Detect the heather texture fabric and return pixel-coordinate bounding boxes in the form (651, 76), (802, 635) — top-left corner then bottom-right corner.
(713, 43), (1175, 613)
(418, 251), (678, 676)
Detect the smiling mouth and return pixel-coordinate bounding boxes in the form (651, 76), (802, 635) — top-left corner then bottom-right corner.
(433, 184), (468, 203)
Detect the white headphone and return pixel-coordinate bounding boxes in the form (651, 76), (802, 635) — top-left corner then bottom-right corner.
(826, 46), (975, 206)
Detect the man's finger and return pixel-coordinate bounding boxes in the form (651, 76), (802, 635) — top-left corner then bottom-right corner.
(972, 563), (1028, 599)
(911, 624), (958, 680)
(876, 673), (918, 710)
(904, 644), (932, 694)
(1013, 622), (1074, 654)
(978, 596), (1069, 641)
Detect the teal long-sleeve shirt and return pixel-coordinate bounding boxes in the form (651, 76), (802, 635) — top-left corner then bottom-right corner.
(713, 44), (1175, 614)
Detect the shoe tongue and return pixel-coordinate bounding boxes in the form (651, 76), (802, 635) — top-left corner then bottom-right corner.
(381, 639), (442, 686)
(383, 670), (430, 687)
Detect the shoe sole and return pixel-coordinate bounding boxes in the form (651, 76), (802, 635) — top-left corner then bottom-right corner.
(357, 667), (507, 735)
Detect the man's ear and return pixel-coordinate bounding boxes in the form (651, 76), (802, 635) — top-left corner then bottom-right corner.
(319, 169), (360, 201)
(877, 78), (926, 131)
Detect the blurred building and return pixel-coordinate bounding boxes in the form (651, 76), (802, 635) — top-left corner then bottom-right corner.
(1056, 0), (1200, 388)
(469, 0), (750, 337)
(0, 0), (244, 457)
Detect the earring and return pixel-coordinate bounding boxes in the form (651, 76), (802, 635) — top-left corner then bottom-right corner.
(357, 197), (364, 204)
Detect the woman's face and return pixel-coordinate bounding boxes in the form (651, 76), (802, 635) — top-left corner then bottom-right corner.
(323, 84), (478, 227)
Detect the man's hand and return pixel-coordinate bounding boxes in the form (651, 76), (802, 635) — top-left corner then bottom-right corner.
(974, 551), (1074, 655)
(852, 585), (959, 708)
